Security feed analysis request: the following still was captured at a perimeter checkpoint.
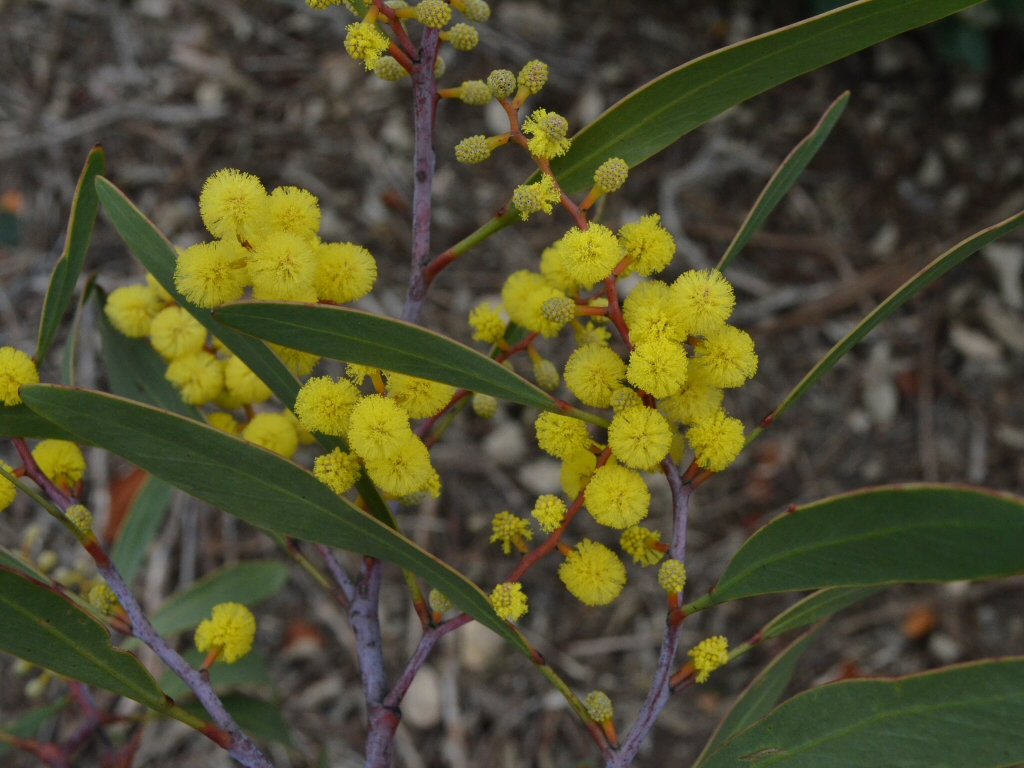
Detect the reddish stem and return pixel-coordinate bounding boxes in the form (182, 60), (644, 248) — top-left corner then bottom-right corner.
(603, 277), (632, 350)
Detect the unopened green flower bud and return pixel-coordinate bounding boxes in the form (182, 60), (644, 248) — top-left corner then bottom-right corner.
(375, 56), (410, 81)
(455, 135), (490, 164)
(461, 0), (490, 22)
(400, 490), (428, 506)
(657, 558), (686, 594)
(65, 504), (93, 535)
(416, 0), (452, 28)
(458, 80), (492, 106)
(487, 69), (516, 99)
(13, 659), (34, 675)
(594, 157), (629, 193)
(517, 60), (548, 94)
(434, 55), (446, 79)
(610, 387), (643, 413)
(533, 358), (560, 391)
(472, 392), (498, 418)
(447, 22), (479, 51)
(88, 583), (121, 616)
(428, 589), (454, 614)
(585, 690), (614, 722)
(541, 296), (576, 326)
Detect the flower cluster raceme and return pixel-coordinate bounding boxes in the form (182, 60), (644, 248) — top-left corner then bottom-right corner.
(102, 169), (382, 460)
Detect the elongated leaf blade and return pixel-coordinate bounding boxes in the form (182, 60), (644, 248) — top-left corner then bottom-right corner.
(718, 93), (849, 271)
(36, 147), (105, 363)
(150, 561), (289, 636)
(760, 586), (879, 641)
(548, 0), (981, 194)
(0, 565), (170, 713)
(701, 658), (1024, 768)
(112, 475), (175, 584)
(0, 545), (45, 580)
(61, 273), (97, 386)
(750, 209), (1024, 442)
(0, 405), (79, 441)
(94, 288), (204, 420)
(214, 301), (558, 412)
(703, 486), (1024, 606)
(695, 628), (820, 765)
(20, 385), (532, 655)
(94, 176), (397, 530)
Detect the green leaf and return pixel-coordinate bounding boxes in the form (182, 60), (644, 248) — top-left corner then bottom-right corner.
(717, 93), (849, 272)
(61, 273), (97, 386)
(36, 147), (105, 363)
(20, 384), (532, 656)
(214, 301), (559, 412)
(181, 694), (292, 747)
(0, 698), (70, 757)
(111, 475), (175, 584)
(94, 287), (204, 421)
(760, 586), (880, 642)
(695, 628), (820, 765)
(0, 404), (80, 442)
(160, 648), (273, 700)
(149, 561), (289, 637)
(94, 176), (398, 531)
(0, 565), (170, 713)
(701, 657), (1024, 768)
(698, 485), (1024, 607)
(750, 208), (1024, 442)
(547, 0), (982, 195)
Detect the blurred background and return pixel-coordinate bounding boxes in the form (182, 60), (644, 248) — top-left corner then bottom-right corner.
(2, 0), (1024, 766)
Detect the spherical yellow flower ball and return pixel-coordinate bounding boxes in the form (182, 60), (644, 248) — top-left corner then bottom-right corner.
(146, 272), (174, 305)
(558, 539), (626, 606)
(584, 464), (649, 529)
(345, 21), (391, 70)
(609, 386), (643, 413)
(269, 343), (320, 377)
(199, 169), (267, 243)
(584, 691), (614, 723)
(88, 583), (120, 616)
(105, 285), (161, 338)
(521, 108), (571, 159)
(501, 270), (567, 338)
(564, 344), (626, 408)
(428, 589), (453, 615)
(313, 447), (363, 495)
(620, 525), (665, 566)
(659, 368), (723, 425)
(517, 59), (548, 94)
(248, 231), (317, 303)
(386, 373), (456, 418)
(454, 135), (491, 164)
(671, 269), (735, 336)
(174, 240), (250, 309)
(539, 239), (579, 294)
(691, 325), (758, 388)
(242, 412), (299, 458)
(347, 395), (414, 462)
(617, 214), (675, 276)
(149, 306), (207, 360)
(560, 449), (597, 498)
(531, 494), (567, 533)
(295, 376), (362, 436)
(223, 355), (273, 405)
(346, 363), (377, 386)
(627, 339), (688, 399)
(622, 280), (687, 345)
(32, 440), (86, 487)
(0, 460), (18, 511)
(195, 602), (257, 664)
(208, 412), (242, 434)
(490, 581), (528, 621)
(607, 406), (672, 470)
(468, 302), (506, 344)
(658, 558), (686, 594)
(490, 510), (533, 554)
(686, 409), (746, 472)
(535, 412), (591, 461)
(512, 175), (560, 220)
(315, 242), (378, 304)
(375, 56), (410, 82)
(65, 504), (93, 535)
(560, 224), (621, 289)
(416, 0), (451, 27)
(486, 68), (516, 99)
(266, 186), (320, 239)
(166, 350), (224, 405)
(457, 79), (492, 106)
(689, 636), (729, 683)
(363, 434), (433, 496)
(532, 358), (560, 392)
(593, 158), (629, 193)
(0, 346), (39, 406)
